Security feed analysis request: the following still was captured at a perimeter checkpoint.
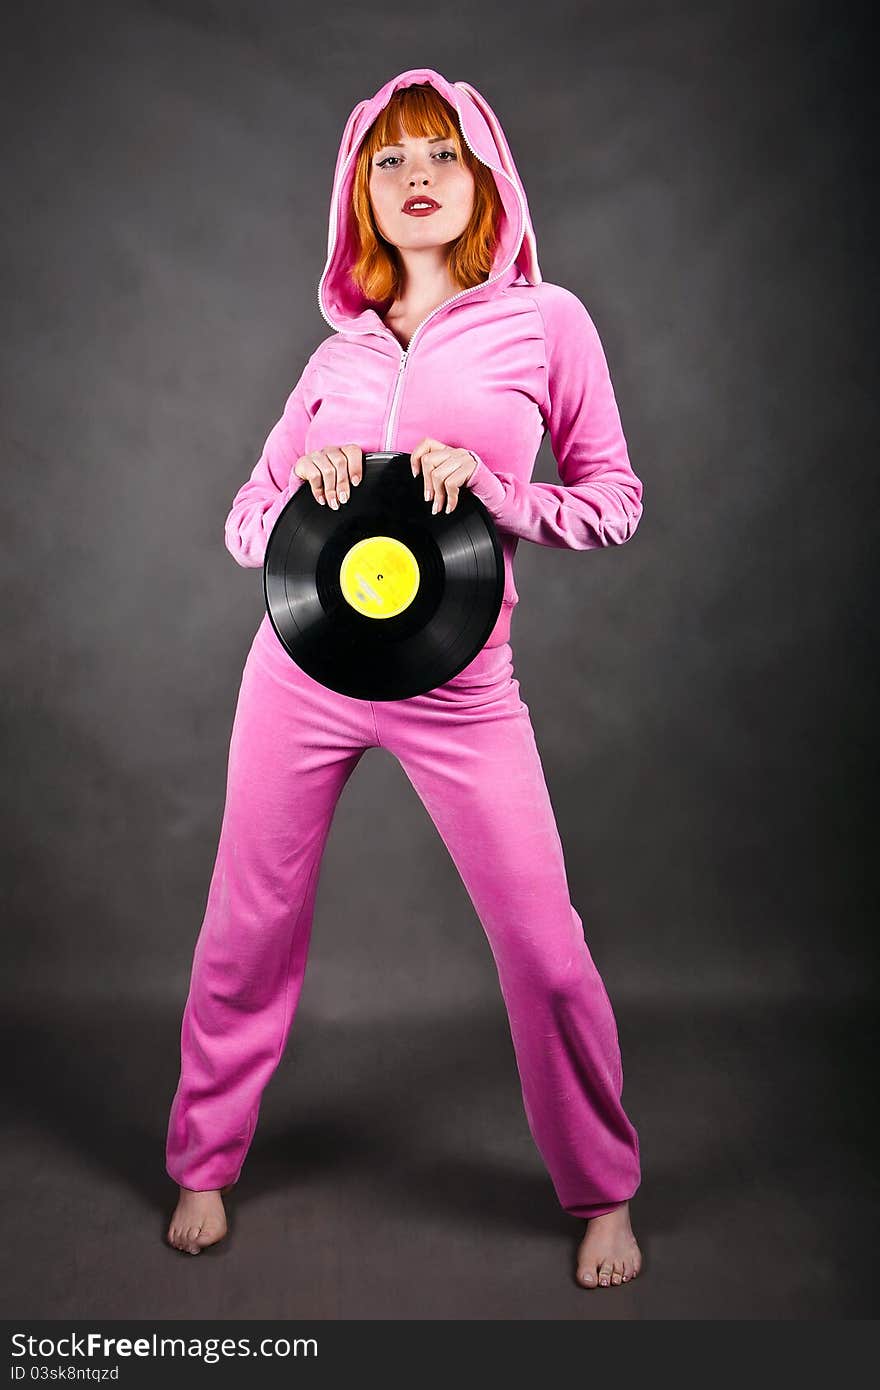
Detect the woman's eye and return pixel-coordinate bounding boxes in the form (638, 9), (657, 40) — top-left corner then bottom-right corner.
(376, 150), (456, 169)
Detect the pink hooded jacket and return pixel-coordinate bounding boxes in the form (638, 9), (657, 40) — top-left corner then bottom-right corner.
(225, 67), (644, 651)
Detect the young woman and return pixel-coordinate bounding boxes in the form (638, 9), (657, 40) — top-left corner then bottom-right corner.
(166, 68), (644, 1290)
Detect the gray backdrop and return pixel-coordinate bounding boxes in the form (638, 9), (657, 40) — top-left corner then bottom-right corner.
(2, 0), (875, 1321)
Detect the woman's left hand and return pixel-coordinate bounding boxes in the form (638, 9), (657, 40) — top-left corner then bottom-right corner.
(410, 438), (479, 516)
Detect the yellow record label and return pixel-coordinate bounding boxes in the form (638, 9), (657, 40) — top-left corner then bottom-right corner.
(339, 535), (420, 619)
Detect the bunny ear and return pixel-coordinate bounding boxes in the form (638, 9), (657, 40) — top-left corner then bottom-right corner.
(325, 98), (371, 255)
(339, 99), (370, 163)
(454, 79), (541, 285)
(454, 80), (518, 182)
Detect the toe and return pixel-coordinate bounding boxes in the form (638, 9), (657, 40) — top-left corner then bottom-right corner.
(172, 1230), (193, 1254)
(184, 1224), (203, 1253)
(578, 1264), (598, 1287)
(611, 1260), (624, 1286)
(598, 1260), (614, 1287)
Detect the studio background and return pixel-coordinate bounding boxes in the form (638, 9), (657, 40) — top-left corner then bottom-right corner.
(2, 0), (875, 1320)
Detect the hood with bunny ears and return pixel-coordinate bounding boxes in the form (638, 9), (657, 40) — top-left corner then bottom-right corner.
(317, 68), (542, 335)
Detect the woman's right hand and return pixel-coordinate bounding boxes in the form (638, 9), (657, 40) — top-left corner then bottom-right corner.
(293, 445), (363, 509)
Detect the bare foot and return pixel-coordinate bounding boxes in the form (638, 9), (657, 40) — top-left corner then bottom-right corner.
(576, 1201), (642, 1287)
(166, 1184), (232, 1255)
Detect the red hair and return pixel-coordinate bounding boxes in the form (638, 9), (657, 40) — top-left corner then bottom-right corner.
(349, 84), (503, 307)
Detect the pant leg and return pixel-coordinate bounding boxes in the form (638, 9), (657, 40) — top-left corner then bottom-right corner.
(375, 641), (641, 1220)
(165, 618), (377, 1190)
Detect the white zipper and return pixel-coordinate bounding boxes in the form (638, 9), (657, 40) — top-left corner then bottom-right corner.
(316, 100), (529, 451)
(383, 352), (409, 450)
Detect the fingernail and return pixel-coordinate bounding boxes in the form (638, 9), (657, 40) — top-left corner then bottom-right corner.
(330, 498), (338, 510)
(432, 500), (439, 514)
(339, 490), (348, 503)
(318, 496), (325, 505)
(445, 500), (452, 513)
(352, 475), (360, 485)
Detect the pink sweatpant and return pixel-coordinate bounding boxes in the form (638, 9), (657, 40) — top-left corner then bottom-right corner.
(165, 615), (641, 1219)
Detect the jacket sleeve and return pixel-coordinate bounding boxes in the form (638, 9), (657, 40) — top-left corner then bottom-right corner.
(465, 288), (643, 548)
(224, 353), (322, 568)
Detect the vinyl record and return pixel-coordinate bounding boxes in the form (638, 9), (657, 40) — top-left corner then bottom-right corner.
(263, 452), (505, 700)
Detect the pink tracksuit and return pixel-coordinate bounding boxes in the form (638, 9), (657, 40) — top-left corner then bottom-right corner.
(166, 68), (644, 1220)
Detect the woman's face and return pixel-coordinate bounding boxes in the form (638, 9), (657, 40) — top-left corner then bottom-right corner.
(368, 130), (476, 254)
